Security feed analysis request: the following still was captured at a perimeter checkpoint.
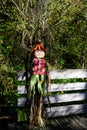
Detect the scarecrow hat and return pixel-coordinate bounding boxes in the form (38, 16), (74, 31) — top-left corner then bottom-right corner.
(32, 40), (46, 53)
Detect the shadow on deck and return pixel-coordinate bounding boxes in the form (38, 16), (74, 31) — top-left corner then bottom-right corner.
(6, 115), (87, 130)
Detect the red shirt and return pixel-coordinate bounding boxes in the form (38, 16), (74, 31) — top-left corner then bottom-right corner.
(32, 58), (47, 75)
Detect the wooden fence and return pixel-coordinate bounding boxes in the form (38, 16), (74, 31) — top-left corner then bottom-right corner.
(17, 69), (87, 120)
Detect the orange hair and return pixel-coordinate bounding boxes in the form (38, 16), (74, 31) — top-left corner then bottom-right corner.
(32, 41), (46, 53)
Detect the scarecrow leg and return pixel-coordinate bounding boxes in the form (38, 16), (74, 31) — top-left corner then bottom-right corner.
(33, 94), (38, 125)
(29, 75), (38, 128)
(35, 95), (44, 127)
(29, 95), (34, 129)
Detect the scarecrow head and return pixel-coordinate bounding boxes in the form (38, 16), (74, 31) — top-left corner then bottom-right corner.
(32, 41), (46, 59)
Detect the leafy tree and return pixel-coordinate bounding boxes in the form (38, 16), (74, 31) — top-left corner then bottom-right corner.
(0, 0), (87, 105)
(47, 0), (87, 68)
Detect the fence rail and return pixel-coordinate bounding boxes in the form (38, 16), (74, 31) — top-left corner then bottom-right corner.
(17, 69), (87, 118)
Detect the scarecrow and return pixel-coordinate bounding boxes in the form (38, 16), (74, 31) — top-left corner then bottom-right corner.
(28, 41), (49, 128)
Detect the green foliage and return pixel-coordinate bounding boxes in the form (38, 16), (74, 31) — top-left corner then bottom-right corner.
(17, 108), (28, 122)
(0, 65), (17, 105)
(51, 78), (87, 84)
(47, 0), (87, 69)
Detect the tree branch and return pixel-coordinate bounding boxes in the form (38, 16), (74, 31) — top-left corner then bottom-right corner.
(54, 1), (80, 26)
(11, 0), (27, 21)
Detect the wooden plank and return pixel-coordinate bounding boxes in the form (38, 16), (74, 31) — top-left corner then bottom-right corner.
(44, 104), (87, 117)
(17, 92), (87, 107)
(18, 69), (87, 80)
(17, 85), (27, 94)
(18, 71), (25, 81)
(44, 92), (87, 104)
(49, 69), (87, 79)
(46, 82), (87, 92)
(17, 82), (87, 94)
(18, 71), (30, 81)
(17, 98), (27, 107)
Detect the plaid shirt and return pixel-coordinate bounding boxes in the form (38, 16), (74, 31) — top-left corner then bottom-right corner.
(32, 58), (47, 75)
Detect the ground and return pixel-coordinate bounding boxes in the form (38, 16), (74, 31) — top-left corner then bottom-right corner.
(3, 115), (87, 130)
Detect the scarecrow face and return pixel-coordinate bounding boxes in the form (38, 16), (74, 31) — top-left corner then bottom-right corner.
(34, 50), (45, 59)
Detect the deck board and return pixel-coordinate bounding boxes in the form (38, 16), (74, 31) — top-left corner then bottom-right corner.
(8, 116), (87, 130)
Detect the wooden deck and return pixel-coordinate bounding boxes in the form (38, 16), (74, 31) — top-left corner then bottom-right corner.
(46, 116), (87, 130)
(6, 115), (87, 130)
